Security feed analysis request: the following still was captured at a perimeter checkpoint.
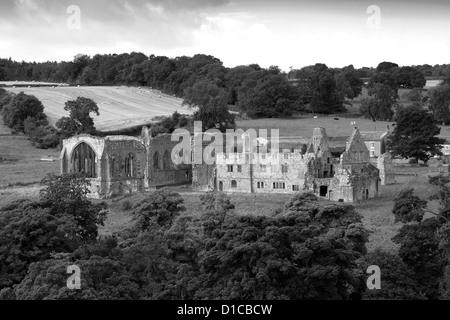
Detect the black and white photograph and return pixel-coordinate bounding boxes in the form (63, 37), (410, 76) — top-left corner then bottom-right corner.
(1, 0), (450, 308)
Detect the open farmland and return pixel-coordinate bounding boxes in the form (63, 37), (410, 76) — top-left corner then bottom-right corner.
(4, 85), (194, 131)
(237, 116), (396, 137)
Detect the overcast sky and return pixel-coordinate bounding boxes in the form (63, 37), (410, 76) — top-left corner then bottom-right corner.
(0, 0), (449, 71)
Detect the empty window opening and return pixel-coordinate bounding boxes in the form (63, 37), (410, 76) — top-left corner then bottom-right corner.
(320, 186), (328, 197)
(273, 182), (286, 190)
(109, 155), (116, 178)
(72, 142), (97, 178)
(125, 153), (135, 178)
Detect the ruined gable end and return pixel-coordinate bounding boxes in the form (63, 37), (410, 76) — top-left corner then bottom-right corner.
(341, 128), (370, 164)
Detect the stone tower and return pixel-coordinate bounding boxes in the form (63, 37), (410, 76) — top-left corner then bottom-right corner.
(308, 127), (331, 157)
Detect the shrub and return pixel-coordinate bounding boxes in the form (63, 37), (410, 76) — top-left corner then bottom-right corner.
(2, 92), (46, 132)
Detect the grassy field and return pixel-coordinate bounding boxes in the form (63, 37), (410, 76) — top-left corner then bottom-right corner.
(4, 85), (193, 131)
(0, 118), (60, 192)
(237, 116), (395, 138)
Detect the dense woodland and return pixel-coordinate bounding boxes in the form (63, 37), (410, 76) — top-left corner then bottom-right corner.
(1, 53), (448, 119)
(1, 173), (450, 300)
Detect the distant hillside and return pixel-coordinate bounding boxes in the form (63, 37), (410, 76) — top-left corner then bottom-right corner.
(5, 85), (194, 131)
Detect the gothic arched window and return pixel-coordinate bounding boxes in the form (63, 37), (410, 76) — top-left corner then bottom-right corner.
(109, 155), (116, 178)
(71, 142), (97, 178)
(125, 153), (135, 178)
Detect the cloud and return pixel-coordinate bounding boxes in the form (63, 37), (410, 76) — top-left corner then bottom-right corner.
(0, 0), (449, 67)
(0, 0), (231, 22)
(0, 0), (234, 62)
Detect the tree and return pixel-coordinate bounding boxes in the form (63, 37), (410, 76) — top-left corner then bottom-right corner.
(402, 88), (426, 105)
(132, 189), (186, 231)
(2, 92), (46, 132)
(392, 188), (428, 223)
(55, 116), (82, 137)
(121, 210), (204, 300)
(79, 66), (97, 85)
(0, 88), (12, 111)
(394, 66), (426, 89)
(387, 105), (445, 163)
(237, 68), (299, 118)
(376, 61), (399, 73)
(11, 238), (141, 300)
(194, 192), (369, 300)
(296, 64), (345, 114)
(225, 65), (260, 105)
(368, 72), (399, 94)
(183, 80), (236, 132)
(393, 218), (444, 299)
(39, 173), (108, 242)
(360, 83), (397, 121)
(200, 192), (235, 236)
(0, 200), (87, 291)
(429, 85), (450, 125)
(57, 97), (100, 135)
(334, 65), (364, 100)
(390, 180), (450, 299)
(0, 67), (6, 81)
(0, 173), (108, 293)
(193, 98), (236, 132)
(359, 249), (426, 300)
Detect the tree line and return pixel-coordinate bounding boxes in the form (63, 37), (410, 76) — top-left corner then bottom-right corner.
(0, 53), (436, 119)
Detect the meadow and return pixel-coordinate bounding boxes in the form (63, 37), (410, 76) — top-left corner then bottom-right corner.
(4, 84), (193, 131)
(0, 118), (60, 198)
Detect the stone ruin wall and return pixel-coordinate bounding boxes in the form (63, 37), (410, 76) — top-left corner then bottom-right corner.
(101, 139), (147, 198)
(215, 152), (309, 194)
(146, 133), (192, 188)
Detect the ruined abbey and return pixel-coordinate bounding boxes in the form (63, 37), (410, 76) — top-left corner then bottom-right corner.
(60, 127), (192, 198)
(60, 126), (394, 203)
